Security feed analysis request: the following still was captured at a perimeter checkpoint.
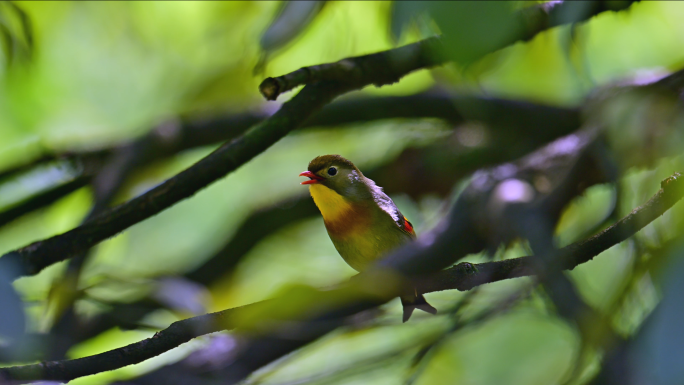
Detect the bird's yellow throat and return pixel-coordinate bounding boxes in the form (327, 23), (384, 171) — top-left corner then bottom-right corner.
(308, 184), (353, 222)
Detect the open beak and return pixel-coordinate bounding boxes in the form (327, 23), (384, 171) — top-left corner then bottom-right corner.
(299, 171), (324, 185)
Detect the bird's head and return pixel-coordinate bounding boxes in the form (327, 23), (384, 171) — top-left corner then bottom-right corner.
(299, 155), (365, 198)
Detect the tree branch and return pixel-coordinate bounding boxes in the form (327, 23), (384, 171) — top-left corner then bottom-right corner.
(258, 37), (444, 100)
(417, 172), (684, 292)
(0, 0), (645, 228)
(0, 304), (248, 383)
(0, 38), (443, 280)
(0, 91), (582, 230)
(260, 1), (641, 100)
(3, 171), (681, 383)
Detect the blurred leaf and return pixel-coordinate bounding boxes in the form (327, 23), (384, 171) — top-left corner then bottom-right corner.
(426, 1), (522, 65)
(0, 1), (33, 68)
(255, 1), (326, 74)
(247, 317), (450, 385)
(231, 273), (400, 334)
(259, 1), (326, 52)
(389, 1), (420, 42)
(0, 1), (276, 153)
(389, 1), (439, 43)
(555, 184), (616, 248)
(590, 84), (684, 171)
(577, 1), (684, 85)
(569, 241), (636, 311)
(265, 2), (397, 81)
(416, 312), (577, 385)
(42, 270), (80, 331)
(429, 2), (684, 107)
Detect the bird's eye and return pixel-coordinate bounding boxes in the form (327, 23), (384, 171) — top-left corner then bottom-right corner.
(327, 167), (337, 176)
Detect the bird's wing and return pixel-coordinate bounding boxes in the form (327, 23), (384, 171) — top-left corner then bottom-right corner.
(367, 179), (416, 238)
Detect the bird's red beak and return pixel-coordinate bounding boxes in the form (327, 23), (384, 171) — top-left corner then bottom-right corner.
(299, 171), (324, 185)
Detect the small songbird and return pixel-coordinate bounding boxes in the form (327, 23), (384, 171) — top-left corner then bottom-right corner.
(299, 154), (437, 322)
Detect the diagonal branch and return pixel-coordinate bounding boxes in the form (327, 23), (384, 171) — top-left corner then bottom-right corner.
(416, 172), (684, 292)
(0, 304), (249, 383)
(2, 171), (682, 384)
(0, 37), (443, 280)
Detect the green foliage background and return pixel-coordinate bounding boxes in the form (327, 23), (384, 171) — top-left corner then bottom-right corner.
(1, 1), (684, 384)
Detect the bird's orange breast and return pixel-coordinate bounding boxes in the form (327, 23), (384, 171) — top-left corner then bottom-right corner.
(309, 184), (371, 238)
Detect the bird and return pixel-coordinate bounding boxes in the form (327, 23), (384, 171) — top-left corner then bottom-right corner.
(299, 154), (437, 322)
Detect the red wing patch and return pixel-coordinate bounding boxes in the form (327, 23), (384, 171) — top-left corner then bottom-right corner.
(402, 216), (415, 236)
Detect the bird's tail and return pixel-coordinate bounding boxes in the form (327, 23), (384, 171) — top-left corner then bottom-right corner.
(401, 293), (437, 322)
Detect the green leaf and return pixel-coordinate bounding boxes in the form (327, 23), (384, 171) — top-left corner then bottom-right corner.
(255, 1), (327, 74)
(426, 1), (522, 65)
